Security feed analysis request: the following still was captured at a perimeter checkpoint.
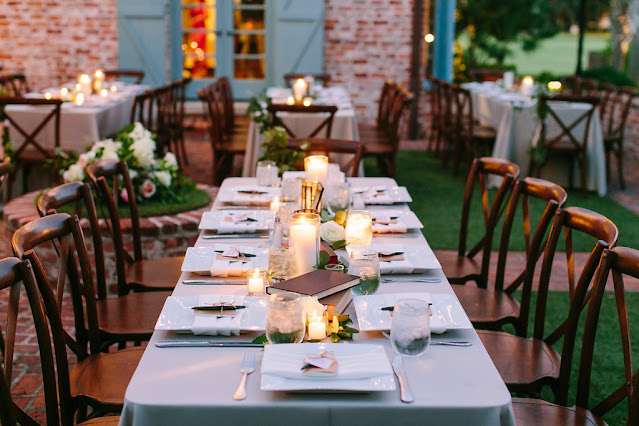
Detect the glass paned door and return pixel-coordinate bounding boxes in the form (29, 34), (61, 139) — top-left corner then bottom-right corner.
(181, 0), (218, 79)
(232, 0), (266, 81)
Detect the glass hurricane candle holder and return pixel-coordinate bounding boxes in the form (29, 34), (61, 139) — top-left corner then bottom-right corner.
(268, 246), (298, 283)
(345, 210), (373, 246)
(304, 155), (328, 185)
(266, 293), (305, 344)
(256, 160), (279, 186)
(288, 211), (320, 274)
(246, 268), (266, 295)
(306, 311), (328, 341)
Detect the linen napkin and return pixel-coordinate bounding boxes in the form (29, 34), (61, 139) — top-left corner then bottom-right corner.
(351, 186), (393, 205)
(209, 245), (257, 277)
(372, 223), (408, 234)
(216, 213), (258, 234)
(191, 295), (244, 336)
(262, 351), (392, 380)
(230, 186), (276, 206)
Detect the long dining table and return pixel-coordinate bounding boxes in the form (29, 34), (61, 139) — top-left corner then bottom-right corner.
(119, 177), (514, 426)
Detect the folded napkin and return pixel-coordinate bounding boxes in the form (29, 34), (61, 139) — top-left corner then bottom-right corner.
(229, 186), (276, 206)
(262, 351), (392, 380)
(372, 223), (408, 234)
(209, 245), (258, 277)
(191, 295), (244, 336)
(217, 214), (258, 234)
(351, 187), (393, 205)
(379, 259), (415, 275)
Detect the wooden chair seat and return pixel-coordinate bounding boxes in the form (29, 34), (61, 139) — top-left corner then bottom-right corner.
(80, 416), (122, 425)
(434, 251), (482, 284)
(96, 292), (169, 337)
(70, 347), (144, 407)
(512, 398), (605, 426)
(451, 285), (520, 327)
(478, 330), (561, 392)
(126, 256), (185, 292)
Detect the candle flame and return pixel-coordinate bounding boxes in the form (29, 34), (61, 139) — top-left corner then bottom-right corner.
(44, 92), (52, 100)
(94, 69), (104, 79)
(110, 85), (117, 93)
(75, 93), (85, 105)
(79, 74), (91, 84)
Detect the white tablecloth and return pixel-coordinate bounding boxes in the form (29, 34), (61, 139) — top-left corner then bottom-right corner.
(242, 87), (360, 177)
(120, 177), (514, 426)
(464, 82), (607, 196)
(5, 85), (147, 154)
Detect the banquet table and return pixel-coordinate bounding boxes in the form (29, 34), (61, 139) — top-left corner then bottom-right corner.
(242, 87), (360, 177)
(120, 176), (514, 426)
(463, 82), (607, 196)
(5, 84), (147, 154)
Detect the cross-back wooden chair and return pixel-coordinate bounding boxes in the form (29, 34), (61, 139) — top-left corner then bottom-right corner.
(0, 74), (30, 96)
(0, 96), (63, 198)
(453, 177), (567, 336)
(199, 85), (246, 185)
(512, 245), (639, 424)
(357, 80), (397, 142)
(425, 75), (443, 154)
(0, 359), (16, 426)
(531, 94), (599, 198)
(267, 103), (338, 139)
(287, 137), (363, 177)
(602, 86), (635, 190)
(37, 182), (169, 348)
(434, 157), (520, 288)
(150, 84), (174, 158)
(12, 213), (143, 421)
(103, 69), (144, 85)
(216, 76), (250, 136)
(283, 73), (331, 87)
(469, 69), (503, 82)
(86, 159), (183, 292)
(167, 77), (191, 167)
(130, 89), (155, 128)
(478, 206), (618, 397)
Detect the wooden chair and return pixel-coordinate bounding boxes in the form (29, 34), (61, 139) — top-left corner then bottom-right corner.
(283, 73), (331, 87)
(199, 85), (246, 185)
(216, 76), (250, 136)
(130, 89), (155, 128)
(37, 182), (170, 348)
(0, 361), (16, 426)
(0, 74), (30, 96)
(287, 137), (363, 177)
(0, 96), (63, 198)
(478, 206), (618, 396)
(12, 214), (143, 420)
(0, 156), (10, 189)
(469, 69), (504, 82)
(86, 159), (183, 292)
(103, 69), (144, 85)
(425, 75), (443, 154)
(167, 77), (191, 166)
(513, 246), (639, 424)
(453, 177), (567, 335)
(601, 86), (635, 190)
(434, 157), (520, 287)
(130, 85), (173, 157)
(531, 94), (599, 198)
(560, 75), (580, 94)
(267, 103), (338, 139)
(357, 80), (396, 138)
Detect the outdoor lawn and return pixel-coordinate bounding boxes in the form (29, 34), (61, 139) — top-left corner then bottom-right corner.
(365, 151), (639, 425)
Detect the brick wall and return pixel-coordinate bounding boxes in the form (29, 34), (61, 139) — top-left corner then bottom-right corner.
(0, 0), (118, 91)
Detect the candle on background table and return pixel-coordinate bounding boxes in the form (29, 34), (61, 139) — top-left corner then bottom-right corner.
(75, 92), (85, 106)
(304, 155), (328, 185)
(100, 88), (108, 97)
(93, 69), (104, 92)
(44, 92), (52, 100)
(286, 96), (295, 105)
(247, 269), (266, 295)
(289, 212), (320, 274)
(520, 76), (534, 97)
(293, 78), (307, 103)
(110, 85), (118, 93)
(78, 74), (92, 97)
(503, 71), (514, 90)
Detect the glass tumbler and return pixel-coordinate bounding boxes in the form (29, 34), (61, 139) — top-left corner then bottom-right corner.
(268, 246), (298, 283)
(325, 182), (350, 214)
(348, 248), (380, 295)
(256, 160), (279, 186)
(265, 293), (305, 344)
(390, 298), (431, 357)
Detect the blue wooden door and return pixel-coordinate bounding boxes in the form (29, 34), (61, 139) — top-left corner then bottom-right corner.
(117, 0), (168, 87)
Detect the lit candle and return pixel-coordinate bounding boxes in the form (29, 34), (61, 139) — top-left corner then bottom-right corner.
(289, 212), (320, 274)
(293, 78), (307, 103)
(270, 196), (281, 215)
(110, 85), (118, 93)
(78, 74), (92, 96)
(344, 210), (373, 246)
(302, 97), (313, 107)
(520, 76), (534, 97)
(44, 92), (52, 100)
(304, 155), (328, 185)
(307, 315), (327, 340)
(286, 96), (295, 105)
(94, 69), (104, 80)
(75, 92), (85, 106)
(100, 88), (108, 97)
(247, 269), (265, 295)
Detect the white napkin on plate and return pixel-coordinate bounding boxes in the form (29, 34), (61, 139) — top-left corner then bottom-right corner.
(191, 295), (245, 336)
(379, 260), (415, 275)
(217, 220), (257, 234)
(262, 352), (392, 380)
(351, 187), (393, 205)
(372, 223), (408, 234)
(230, 186), (276, 206)
(209, 245), (258, 277)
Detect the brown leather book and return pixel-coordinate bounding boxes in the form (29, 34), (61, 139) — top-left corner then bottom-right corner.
(319, 288), (354, 315)
(266, 269), (359, 299)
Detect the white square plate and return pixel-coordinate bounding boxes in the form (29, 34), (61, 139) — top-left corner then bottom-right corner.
(181, 246), (268, 275)
(198, 210), (274, 232)
(369, 209), (423, 230)
(350, 186), (412, 204)
(353, 292), (472, 332)
(261, 343), (396, 392)
(346, 243), (441, 274)
(217, 186), (279, 206)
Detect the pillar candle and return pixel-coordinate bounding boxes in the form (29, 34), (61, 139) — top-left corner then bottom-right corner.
(304, 155), (328, 185)
(308, 320), (326, 340)
(293, 78), (307, 103)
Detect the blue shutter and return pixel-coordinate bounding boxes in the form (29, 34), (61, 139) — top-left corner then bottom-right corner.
(117, 0), (167, 87)
(268, 0), (324, 87)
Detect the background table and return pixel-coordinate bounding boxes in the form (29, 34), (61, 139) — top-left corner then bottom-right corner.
(120, 177), (514, 426)
(242, 87), (360, 177)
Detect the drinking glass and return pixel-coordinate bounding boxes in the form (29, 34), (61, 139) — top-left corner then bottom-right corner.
(268, 246), (298, 283)
(256, 160), (279, 186)
(348, 248), (380, 295)
(390, 298), (431, 357)
(344, 210), (373, 246)
(280, 178), (302, 203)
(325, 182), (350, 214)
(265, 293), (305, 344)
(277, 202), (300, 243)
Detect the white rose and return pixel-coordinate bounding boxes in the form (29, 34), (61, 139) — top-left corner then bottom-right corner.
(301, 296), (326, 319)
(128, 122), (150, 140)
(154, 170), (172, 187)
(77, 150), (96, 168)
(131, 136), (156, 169)
(320, 220), (345, 244)
(164, 152), (178, 170)
(62, 163), (85, 182)
(101, 146), (119, 161)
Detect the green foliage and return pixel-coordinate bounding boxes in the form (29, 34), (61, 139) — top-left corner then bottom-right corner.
(246, 90), (273, 132)
(581, 66), (638, 87)
(257, 126), (308, 173)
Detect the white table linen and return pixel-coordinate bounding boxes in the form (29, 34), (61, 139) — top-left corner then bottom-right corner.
(120, 177), (514, 426)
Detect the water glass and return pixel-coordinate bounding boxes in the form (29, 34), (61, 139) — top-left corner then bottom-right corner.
(268, 246), (298, 283)
(278, 202), (300, 243)
(256, 160), (279, 186)
(325, 182), (350, 213)
(280, 178), (302, 203)
(348, 248), (380, 295)
(266, 293), (305, 344)
(390, 298), (431, 357)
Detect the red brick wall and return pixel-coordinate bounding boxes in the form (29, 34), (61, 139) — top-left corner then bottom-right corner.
(0, 0), (119, 91)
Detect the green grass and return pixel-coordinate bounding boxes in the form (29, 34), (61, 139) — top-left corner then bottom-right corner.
(365, 151), (639, 252)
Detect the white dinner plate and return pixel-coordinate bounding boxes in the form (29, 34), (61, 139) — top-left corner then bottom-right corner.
(154, 295), (267, 333)
(261, 343), (396, 392)
(369, 209), (423, 231)
(353, 292), (472, 333)
(216, 185), (279, 206)
(350, 186), (412, 204)
(181, 246), (268, 275)
(198, 210), (274, 232)
(346, 243), (441, 274)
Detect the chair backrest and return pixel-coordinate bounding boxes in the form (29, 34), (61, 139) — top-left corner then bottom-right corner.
(425, 75), (441, 131)
(450, 85), (475, 139)
(383, 84), (414, 149)
(539, 94), (599, 152)
(130, 89), (155, 128)
(267, 103), (338, 138)
(469, 69), (503, 82)
(495, 177), (567, 336)
(216, 76), (236, 134)
(198, 84), (225, 151)
(575, 246), (639, 422)
(561, 75), (580, 94)
(0, 97), (63, 161)
(104, 69), (144, 85)
(283, 73), (331, 87)
(457, 157), (520, 288)
(168, 77), (191, 130)
(86, 159), (141, 296)
(0, 74), (30, 96)
(36, 182), (109, 300)
(374, 79), (396, 131)
(601, 86), (636, 141)
(287, 137), (363, 177)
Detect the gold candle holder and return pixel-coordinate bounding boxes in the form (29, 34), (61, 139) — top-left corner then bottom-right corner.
(301, 181), (322, 211)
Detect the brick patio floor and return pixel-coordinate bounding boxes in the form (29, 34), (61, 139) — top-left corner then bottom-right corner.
(1, 121), (638, 423)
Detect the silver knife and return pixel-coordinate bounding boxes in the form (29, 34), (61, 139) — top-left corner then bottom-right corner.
(392, 355), (414, 403)
(182, 279), (245, 285)
(202, 234), (269, 239)
(156, 341), (263, 348)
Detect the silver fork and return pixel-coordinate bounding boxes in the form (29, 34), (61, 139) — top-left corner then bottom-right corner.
(233, 352), (256, 400)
